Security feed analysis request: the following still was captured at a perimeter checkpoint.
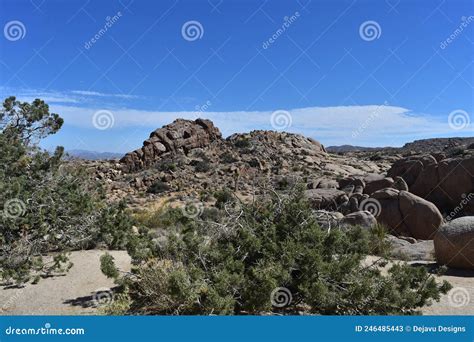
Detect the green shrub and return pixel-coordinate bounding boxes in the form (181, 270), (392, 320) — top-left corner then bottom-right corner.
(276, 177), (290, 190)
(147, 180), (170, 194)
(450, 147), (464, 157)
(234, 138), (251, 148)
(156, 161), (176, 172)
(194, 160), (211, 173)
(100, 292), (131, 316)
(123, 187), (450, 315)
(247, 158), (260, 168)
(133, 206), (189, 230)
(220, 152), (237, 164)
(0, 97), (141, 285)
(213, 190), (234, 209)
(100, 253), (120, 280)
(368, 224), (391, 256)
(200, 207), (221, 222)
(369, 153), (382, 161)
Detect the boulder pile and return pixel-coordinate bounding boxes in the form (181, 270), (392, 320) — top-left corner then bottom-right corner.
(93, 119), (474, 269)
(387, 154), (474, 217)
(120, 119), (222, 172)
(371, 188), (443, 240)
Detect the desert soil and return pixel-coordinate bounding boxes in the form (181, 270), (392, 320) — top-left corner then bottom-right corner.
(421, 267), (474, 315)
(0, 252), (471, 315)
(0, 250), (131, 315)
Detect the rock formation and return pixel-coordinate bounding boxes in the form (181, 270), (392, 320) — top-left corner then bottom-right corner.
(120, 119), (222, 172)
(340, 211), (377, 229)
(85, 118), (474, 270)
(371, 188), (443, 239)
(388, 154), (474, 217)
(434, 217), (474, 270)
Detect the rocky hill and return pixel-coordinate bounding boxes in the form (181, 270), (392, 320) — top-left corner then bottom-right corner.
(82, 118), (474, 272)
(91, 119), (387, 204)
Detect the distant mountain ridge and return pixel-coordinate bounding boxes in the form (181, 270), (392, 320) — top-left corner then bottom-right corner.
(65, 149), (122, 160)
(326, 145), (386, 153)
(327, 137), (474, 154)
(401, 137), (474, 153)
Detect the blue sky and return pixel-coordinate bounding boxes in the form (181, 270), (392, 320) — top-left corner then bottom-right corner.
(0, 0), (473, 153)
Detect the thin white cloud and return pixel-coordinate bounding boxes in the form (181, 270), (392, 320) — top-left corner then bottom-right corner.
(70, 90), (139, 99)
(0, 87), (140, 106)
(0, 88), (79, 104)
(50, 103), (473, 148)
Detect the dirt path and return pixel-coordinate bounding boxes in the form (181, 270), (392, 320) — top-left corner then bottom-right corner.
(0, 250), (131, 315)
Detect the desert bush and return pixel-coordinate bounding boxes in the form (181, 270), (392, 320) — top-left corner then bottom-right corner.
(100, 253), (120, 279)
(100, 292), (132, 316)
(147, 180), (170, 194)
(247, 158), (261, 168)
(133, 206), (189, 230)
(200, 207), (221, 222)
(0, 97), (141, 285)
(369, 153), (382, 161)
(276, 177), (290, 190)
(156, 161), (177, 172)
(121, 186), (450, 315)
(449, 147), (465, 157)
(367, 223), (392, 257)
(194, 160), (211, 173)
(220, 152), (237, 164)
(233, 138), (251, 148)
(213, 189), (234, 209)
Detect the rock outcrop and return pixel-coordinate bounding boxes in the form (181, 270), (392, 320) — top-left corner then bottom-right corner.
(340, 211), (377, 229)
(434, 216), (474, 270)
(387, 154), (474, 217)
(305, 189), (347, 211)
(386, 235), (435, 261)
(372, 188), (443, 239)
(120, 119), (222, 172)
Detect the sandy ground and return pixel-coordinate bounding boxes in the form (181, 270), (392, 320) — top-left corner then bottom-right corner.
(363, 256), (473, 315)
(0, 250), (131, 315)
(421, 266), (474, 315)
(0, 252), (471, 315)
